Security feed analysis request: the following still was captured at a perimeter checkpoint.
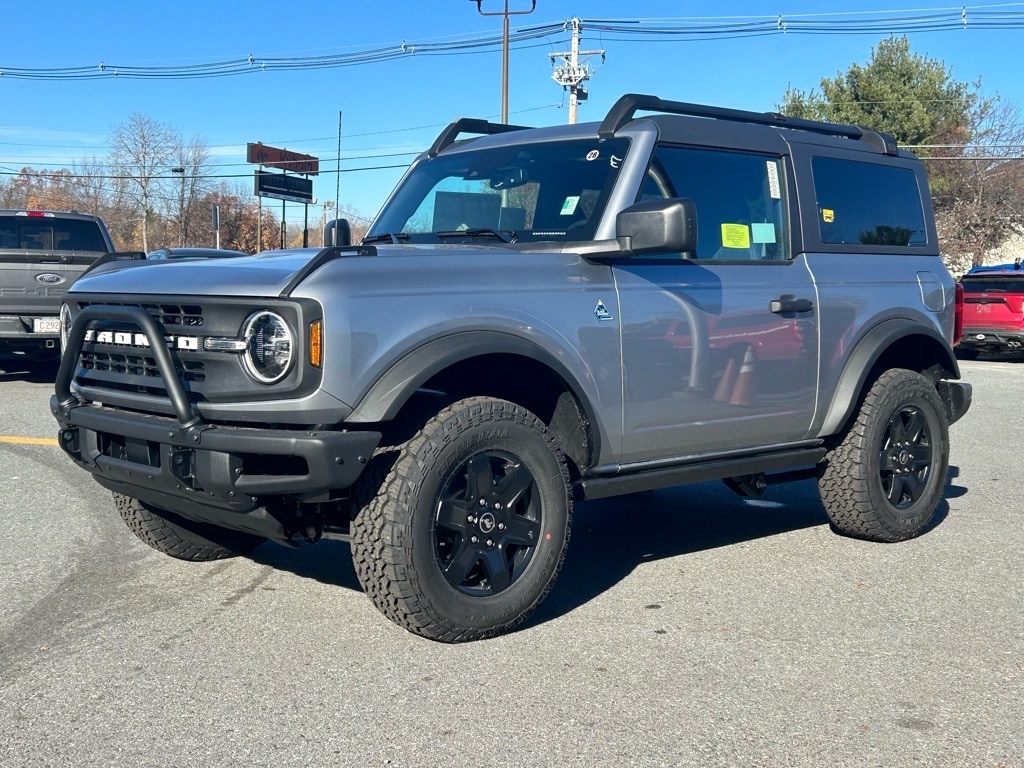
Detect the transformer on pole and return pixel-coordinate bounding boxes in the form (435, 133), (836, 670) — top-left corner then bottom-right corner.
(549, 18), (604, 124)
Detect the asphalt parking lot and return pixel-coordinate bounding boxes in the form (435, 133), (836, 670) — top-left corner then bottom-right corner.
(0, 356), (1020, 768)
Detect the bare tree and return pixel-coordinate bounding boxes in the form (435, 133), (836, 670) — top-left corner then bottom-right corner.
(167, 136), (212, 246)
(926, 99), (1024, 272)
(109, 113), (179, 252)
(70, 156), (111, 216)
(780, 37), (1024, 273)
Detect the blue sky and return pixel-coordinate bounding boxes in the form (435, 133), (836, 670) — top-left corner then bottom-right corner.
(2, 1), (1022, 224)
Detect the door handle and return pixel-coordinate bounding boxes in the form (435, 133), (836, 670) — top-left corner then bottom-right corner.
(770, 295), (814, 314)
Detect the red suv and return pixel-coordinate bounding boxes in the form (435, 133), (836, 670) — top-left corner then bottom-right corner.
(957, 262), (1024, 358)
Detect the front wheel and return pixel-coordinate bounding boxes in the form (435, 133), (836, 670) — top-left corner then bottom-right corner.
(114, 493), (265, 561)
(351, 397), (572, 642)
(818, 369), (949, 542)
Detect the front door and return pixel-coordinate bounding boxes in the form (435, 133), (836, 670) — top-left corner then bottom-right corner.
(614, 145), (818, 464)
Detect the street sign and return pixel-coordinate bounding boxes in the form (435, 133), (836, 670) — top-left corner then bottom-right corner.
(246, 142), (319, 175)
(254, 170), (314, 204)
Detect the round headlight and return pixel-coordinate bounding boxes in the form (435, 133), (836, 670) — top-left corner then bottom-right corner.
(242, 311), (293, 384)
(59, 303), (72, 355)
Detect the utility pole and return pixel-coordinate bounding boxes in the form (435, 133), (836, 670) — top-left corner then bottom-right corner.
(170, 166), (186, 246)
(470, 0), (537, 123)
(549, 18), (604, 124)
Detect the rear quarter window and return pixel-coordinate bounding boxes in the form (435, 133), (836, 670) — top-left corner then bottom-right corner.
(811, 157), (927, 248)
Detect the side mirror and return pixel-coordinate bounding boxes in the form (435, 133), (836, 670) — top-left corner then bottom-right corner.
(324, 218), (352, 247)
(616, 198), (697, 257)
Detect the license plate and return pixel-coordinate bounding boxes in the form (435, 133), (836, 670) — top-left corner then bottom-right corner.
(32, 317), (61, 334)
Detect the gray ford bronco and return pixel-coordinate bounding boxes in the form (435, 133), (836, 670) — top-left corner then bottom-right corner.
(52, 95), (971, 642)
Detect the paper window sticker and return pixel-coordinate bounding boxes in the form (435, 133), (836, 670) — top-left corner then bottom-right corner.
(767, 160), (781, 199)
(822, 208), (835, 224)
(560, 196), (581, 216)
(720, 223), (751, 249)
(751, 222), (776, 244)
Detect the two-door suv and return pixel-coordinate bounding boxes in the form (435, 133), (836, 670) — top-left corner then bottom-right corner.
(52, 95), (971, 641)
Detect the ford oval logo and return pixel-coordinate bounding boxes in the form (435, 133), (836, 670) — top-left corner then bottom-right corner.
(35, 273), (65, 285)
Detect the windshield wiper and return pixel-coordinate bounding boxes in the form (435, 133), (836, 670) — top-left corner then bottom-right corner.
(362, 232), (411, 245)
(436, 228), (516, 243)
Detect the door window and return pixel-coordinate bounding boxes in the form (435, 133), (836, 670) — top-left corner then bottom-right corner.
(640, 146), (788, 261)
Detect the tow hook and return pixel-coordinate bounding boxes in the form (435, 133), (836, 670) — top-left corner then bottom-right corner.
(169, 448), (195, 484)
(57, 427), (81, 460)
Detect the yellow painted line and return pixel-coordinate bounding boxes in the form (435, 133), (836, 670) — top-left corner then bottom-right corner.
(0, 436), (58, 446)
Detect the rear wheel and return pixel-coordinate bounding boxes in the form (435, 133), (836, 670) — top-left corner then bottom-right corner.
(818, 369), (949, 542)
(114, 493), (265, 561)
(351, 397), (572, 642)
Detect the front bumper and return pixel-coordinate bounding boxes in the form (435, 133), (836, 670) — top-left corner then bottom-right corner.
(52, 303), (381, 531)
(51, 397), (381, 513)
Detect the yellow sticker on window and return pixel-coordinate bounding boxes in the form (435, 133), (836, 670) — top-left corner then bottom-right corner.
(822, 208), (835, 223)
(721, 223), (751, 249)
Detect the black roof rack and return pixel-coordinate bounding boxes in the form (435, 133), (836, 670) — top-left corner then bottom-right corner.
(598, 93), (899, 156)
(427, 118), (530, 158)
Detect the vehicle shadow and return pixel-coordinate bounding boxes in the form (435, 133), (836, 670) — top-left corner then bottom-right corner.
(537, 479), (829, 623)
(249, 466), (964, 628)
(248, 478), (831, 597)
(0, 355), (60, 383)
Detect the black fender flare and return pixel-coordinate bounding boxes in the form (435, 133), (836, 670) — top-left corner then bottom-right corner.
(345, 330), (605, 451)
(818, 318), (959, 437)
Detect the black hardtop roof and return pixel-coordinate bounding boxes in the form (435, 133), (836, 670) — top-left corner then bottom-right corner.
(428, 92), (901, 158)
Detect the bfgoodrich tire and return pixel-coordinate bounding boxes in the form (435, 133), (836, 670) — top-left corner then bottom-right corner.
(114, 493), (265, 561)
(818, 369), (949, 542)
(350, 397), (572, 642)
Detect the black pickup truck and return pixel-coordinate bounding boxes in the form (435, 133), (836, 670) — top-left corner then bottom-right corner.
(0, 209), (116, 360)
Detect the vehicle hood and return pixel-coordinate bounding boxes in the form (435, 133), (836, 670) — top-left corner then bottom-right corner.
(67, 244), (528, 297)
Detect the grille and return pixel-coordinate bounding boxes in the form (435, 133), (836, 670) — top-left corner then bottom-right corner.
(68, 295), (318, 408)
(80, 300), (204, 328)
(80, 350), (206, 382)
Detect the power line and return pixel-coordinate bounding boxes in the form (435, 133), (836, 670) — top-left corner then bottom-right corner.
(2, 6), (1024, 80)
(0, 25), (564, 81)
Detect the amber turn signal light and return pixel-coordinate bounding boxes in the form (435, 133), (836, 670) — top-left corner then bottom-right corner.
(309, 320), (323, 368)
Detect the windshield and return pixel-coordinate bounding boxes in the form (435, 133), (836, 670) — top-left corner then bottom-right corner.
(368, 137), (630, 244)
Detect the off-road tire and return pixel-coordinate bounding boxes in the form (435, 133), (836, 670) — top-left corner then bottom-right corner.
(114, 493), (265, 561)
(818, 369), (949, 542)
(350, 397), (572, 642)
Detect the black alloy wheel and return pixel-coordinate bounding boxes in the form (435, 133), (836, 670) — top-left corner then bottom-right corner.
(818, 368), (949, 542)
(350, 396), (572, 642)
(434, 450), (542, 596)
(877, 404), (934, 509)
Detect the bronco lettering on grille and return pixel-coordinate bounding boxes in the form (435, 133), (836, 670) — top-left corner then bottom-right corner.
(84, 329), (199, 351)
